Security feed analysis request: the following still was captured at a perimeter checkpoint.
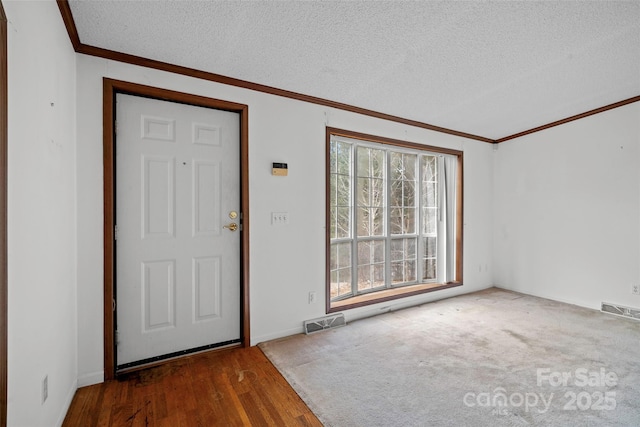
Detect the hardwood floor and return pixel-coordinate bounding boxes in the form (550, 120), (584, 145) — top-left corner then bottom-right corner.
(63, 346), (322, 426)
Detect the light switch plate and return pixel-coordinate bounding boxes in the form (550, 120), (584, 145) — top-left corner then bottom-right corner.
(272, 212), (289, 225)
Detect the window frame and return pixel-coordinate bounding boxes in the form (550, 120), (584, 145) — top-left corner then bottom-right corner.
(326, 127), (463, 313)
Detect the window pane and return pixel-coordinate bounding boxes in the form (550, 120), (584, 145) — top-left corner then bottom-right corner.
(371, 206), (384, 236)
(357, 265), (384, 291)
(337, 142), (351, 175)
(357, 240), (385, 291)
(357, 147), (370, 177)
(390, 208), (402, 235)
(357, 177), (369, 206)
(371, 149), (384, 178)
(330, 143), (337, 174)
(390, 153), (401, 181)
(330, 243), (338, 270)
(392, 260), (417, 284)
(423, 182), (437, 208)
(407, 238), (416, 258)
(357, 147), (385, 239)
(390, 153), (417, 235)
(391, 239), (404, 262)
(336, 207), (350, 239)
(406, 260), (416, 281)
(337, 175), (350, 206)
(330, 140), (352, 241)
(330, 174), (337, 206)
(358, 206), (384, 237)
(357, 265), (371, 291)
(373, 240), (385, 263)
(331, 242), (351, 269)
(391, 261), (417, 284)
(424, 258), (437, 280)
(357, 240), (386, 265)
(391, 238), (416, 284)
(424, 236), (437, 258)
(422, 155), (437, 182)
(390, 181), (402, 207)
(391, 262), (403, 283)
(370, 178), (384, 207)
(403, 180), (415, 207)
(330, 242), (353, 299)
(331, 268), (352, 299)
(330, 207), (337, 239)
(330, 271), (339, 297)
(357, 207), (369, 237)
(357, 240), (371, 265)
(404, 207), (416, 234)
(373, 264), (385, 286)
(404, 155), (416, 180)
(423, 207), (437, 234)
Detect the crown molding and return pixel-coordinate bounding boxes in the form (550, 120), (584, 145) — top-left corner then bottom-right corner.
(56, 0), (492, 143)
(496, 95), (640, 143)
(57, 0), (639, 145)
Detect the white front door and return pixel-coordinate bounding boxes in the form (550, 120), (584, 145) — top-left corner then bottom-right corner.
(115, 93), (241, 368)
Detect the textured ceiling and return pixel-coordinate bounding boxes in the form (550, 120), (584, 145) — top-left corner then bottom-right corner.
(67, 0), (640, 140)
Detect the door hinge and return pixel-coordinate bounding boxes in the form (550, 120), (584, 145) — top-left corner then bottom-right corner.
(114, 120), (118, 135)
(115, 330), (119, 346)
(114, 224), (118, 241)
(112, 298), (116, 311)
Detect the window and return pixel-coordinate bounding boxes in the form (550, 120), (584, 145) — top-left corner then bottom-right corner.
(327, 128), (462, 311)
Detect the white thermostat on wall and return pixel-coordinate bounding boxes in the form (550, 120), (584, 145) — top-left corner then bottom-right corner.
(272, 162), (288, 176)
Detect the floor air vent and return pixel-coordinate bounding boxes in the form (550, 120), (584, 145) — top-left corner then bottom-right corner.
(304, 313), (346, 334)
(601, 302), (640, 321)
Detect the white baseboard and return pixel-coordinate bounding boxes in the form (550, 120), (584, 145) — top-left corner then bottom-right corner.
(492, 285), (598, 311)
(250, 285), (495, 346)
(77, 370), (104, 387)
(251, 326), (304, 346)
(56, 379), (78, 427)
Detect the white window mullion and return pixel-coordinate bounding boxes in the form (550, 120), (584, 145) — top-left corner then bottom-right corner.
(384, 150), (392, 289)
(417, 154), (424, 283)
(443, 155), (457, 282)
(436, 155), (446, 284)
(351, 144), (358, 297)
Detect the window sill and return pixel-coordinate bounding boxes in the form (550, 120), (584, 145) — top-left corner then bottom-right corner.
(328, 281), (462, 313)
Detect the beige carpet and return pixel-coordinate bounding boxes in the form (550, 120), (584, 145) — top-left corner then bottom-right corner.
(259, 288), (640, 426)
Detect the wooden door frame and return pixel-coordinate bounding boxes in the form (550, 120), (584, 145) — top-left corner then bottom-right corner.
(103, 78), (250, 380)
(0, 2), (7, 425)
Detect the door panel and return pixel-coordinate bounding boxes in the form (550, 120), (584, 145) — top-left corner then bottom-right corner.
(142, 260), (175, 331)
(116, 93), (241, 367)
(142, 156), (175, 238)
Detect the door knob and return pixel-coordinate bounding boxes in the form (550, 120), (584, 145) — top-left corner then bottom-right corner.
(223, 223), (238, 232)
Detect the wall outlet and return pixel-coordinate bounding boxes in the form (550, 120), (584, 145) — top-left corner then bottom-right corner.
(42, 375), (48, 404)
(308, 291), (316, 304)
(632, 284), (640, 295)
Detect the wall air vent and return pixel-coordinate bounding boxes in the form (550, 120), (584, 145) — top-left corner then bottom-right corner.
(601, 302), (640, 321)
(303, 313), (346, 334)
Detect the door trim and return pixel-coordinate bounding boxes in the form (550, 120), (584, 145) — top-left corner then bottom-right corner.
(0, 3), (7, 425)
(103, 78), (250, 380)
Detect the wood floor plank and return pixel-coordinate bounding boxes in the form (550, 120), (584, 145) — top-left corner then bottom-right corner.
(63, 346), (321, 427)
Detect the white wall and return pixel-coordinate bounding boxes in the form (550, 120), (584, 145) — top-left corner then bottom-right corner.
(5, 1), (77, 426)
(6, 1), (639, 422)
(493, 102), (640, 309)
(75, 55), (495, 384)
